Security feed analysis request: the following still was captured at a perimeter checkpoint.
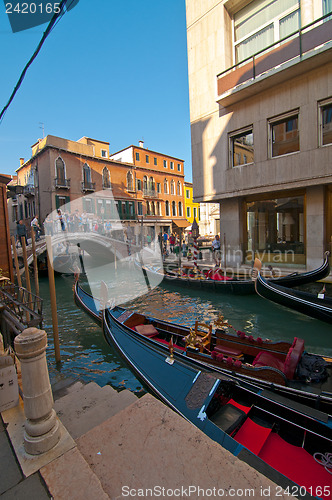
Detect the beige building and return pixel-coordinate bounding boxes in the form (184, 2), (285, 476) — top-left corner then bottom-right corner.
(186, 0), (332, 268)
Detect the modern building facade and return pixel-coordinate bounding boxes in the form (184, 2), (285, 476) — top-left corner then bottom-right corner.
(13, 135), (187, 237)
(186, 0), (332, 268)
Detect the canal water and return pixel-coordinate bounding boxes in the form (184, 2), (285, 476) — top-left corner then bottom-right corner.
(38, 265), (332, 395)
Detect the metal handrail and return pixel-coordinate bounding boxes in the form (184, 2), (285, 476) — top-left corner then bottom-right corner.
(217, 12), (332, 80)
(0, 281), (43, 326)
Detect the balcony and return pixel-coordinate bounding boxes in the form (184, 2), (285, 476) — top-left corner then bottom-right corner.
(55, 177), (71, 189)
(81, 181), (96, 192)
(143, 188), (159, 198)
(119, 213), (136, 221)
(217, 14), (332, 107)
(23, 185), (35, 197)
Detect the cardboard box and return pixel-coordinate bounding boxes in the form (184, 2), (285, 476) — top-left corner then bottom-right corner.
(0, 356), (19, 412)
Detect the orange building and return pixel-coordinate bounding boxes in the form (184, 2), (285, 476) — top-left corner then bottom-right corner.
(14, 135), (187, 236)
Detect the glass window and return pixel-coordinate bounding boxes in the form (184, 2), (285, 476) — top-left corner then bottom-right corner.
(172, 201), (177, 216)
(101, 149), (107, 158)
(193, 207), (197, 219)
(177, 181), (182, 196)
(186, 189), (190, 199)
(102, 167), (111, 189)
(170, 161), (174, 170)
(157, 183), (161, 193)
(136, 179), (142, 190)
(269, 113), (299, 157)
(245, 195), (304, 262)
(171, 180), (175, 195)
(163, 160), (167, 168)
(230, 129), (254, 167)
(164, 179), (168, 194)
(146, 155), (149, 163)
(234, 0), (300, 63)
(136, 152), (140, 161)
(154, 157), (157, 166)
(127, 171), (134, 191)
(177, 163), (181, 171)
(165, 200), (170, 216)
(178, 202), (183, 217)
(187, 207), (191, 218)
(320, 101), (332, 146)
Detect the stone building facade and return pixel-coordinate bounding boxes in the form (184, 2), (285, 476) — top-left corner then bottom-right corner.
(186, 0), (332, 268)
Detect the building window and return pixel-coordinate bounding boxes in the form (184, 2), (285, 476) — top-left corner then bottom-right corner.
(157, 201), (161, 216)
(137, 201), (143, 216)
(164, 179), (168, 194)
(55, 157), (65, 183)
(136, 179), (142, 191)
(234, 0), (300, 64)
(193, 207), (197, 219)
(269, 111), (299, 158)
(172, 201), (177, 217)
(143, 176), (148, 191)
(163, 160), (167, 168)
(170, 180), (175, 195)
(165, 200), (170, 217)
(170, 161), (174, 170)
(319, 99), (332, 146)
(101, 149), (107, 158)
(229, 128), (254, 167)
(102, 167), (111, 189)
(246, 195), (304, 262)
(136, 152), (140, 161)
(146, 155), (149, 164)
(157, 182), (161, 193)
(177, 181), (182, 196)
(177, 163), (181, 172)
(154, 157), (157, 166)
(186, 207), (191, 218)
(186, 189), (190, 199)
(83, 163), (92, 185)
(127, 171), (134, 191)
(178, 202), (183, 217)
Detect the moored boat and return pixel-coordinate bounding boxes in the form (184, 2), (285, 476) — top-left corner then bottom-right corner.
(255, 272), (332, 324)
(74, 281), (332, 414)
(102, 303), (332, 498)
(139, 251), (330, 295)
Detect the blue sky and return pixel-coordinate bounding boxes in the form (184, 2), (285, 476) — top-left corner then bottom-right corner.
(0, 0), (192, 179)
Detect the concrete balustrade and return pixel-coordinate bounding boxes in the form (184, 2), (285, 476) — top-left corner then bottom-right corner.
(14, 327), (60, 455)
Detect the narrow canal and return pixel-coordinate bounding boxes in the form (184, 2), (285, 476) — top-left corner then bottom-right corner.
(38, 266), (332, 395)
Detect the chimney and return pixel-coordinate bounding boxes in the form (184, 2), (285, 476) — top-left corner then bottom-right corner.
(19, 158), (24, 167)
(139, 140), (144, 148)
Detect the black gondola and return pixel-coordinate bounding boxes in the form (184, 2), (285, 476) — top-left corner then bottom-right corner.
(255, 272), (332, 324)
(74, 281), (332, 414)
(139, 251), (330, 295)
(102, 303), (332, 498)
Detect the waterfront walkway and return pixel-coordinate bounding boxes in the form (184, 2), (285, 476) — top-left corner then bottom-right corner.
(0, 378), (293, 500)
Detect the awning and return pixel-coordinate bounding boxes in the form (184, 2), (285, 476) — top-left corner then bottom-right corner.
(172, 219), (190, 228)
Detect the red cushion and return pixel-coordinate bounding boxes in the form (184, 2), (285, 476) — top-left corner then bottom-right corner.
(283, 346), (302, 380)
(253, 351), (284, 372)
(214, 345), (242, 357)
(135, 324), (158, 337)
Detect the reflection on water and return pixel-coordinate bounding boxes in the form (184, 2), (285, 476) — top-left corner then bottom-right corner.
(39, 266), (332, 395)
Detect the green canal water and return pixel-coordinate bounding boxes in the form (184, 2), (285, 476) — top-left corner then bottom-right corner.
(38, 267), (332, 395)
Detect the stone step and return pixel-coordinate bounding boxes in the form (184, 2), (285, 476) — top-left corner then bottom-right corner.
(68, 389), (138, 440)
(54, 381), (137, 439)
(40, 446), (109, 500)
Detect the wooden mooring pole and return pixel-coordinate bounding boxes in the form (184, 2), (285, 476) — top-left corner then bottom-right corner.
(31, 230), (40, 300)
(21, 238), (31, 294)
(11, 236), (22, 289)
(46, 235), (61, 363)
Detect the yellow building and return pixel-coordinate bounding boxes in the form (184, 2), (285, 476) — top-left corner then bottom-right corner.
(184, 182), (200, 224)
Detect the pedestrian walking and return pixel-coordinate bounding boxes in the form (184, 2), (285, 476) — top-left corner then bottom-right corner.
(16, 220), (27, 247)
(31, 216), (41, 241)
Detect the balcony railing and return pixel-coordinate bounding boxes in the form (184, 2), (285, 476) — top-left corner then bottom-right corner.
(217, 13), (332, 105)
(55, 177), (71, 189)
(143, 188), (159, 198)
(23, 184), (35, 197)
(81, 181), (96, 192)
(119, 213), (136, 221)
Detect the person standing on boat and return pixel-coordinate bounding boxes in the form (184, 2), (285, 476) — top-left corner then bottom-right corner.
(212, 235), (221, 267)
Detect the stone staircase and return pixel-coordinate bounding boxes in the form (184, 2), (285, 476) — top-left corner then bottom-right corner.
(53, 380), (138, 439)
(39, 380), (139, 499)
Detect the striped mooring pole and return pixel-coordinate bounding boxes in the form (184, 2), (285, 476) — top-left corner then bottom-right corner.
(192, 218), (199, 273)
